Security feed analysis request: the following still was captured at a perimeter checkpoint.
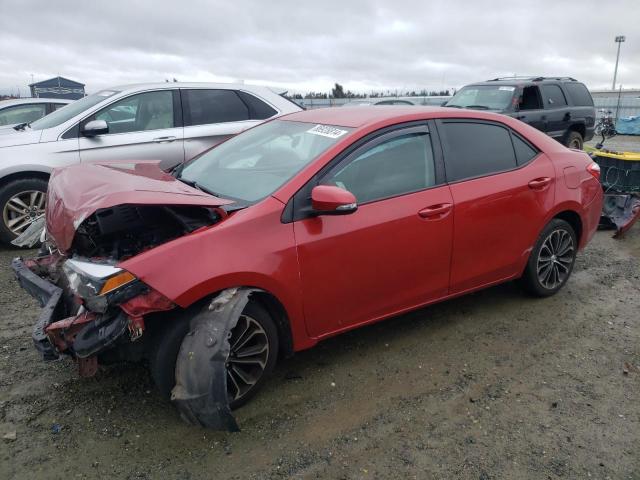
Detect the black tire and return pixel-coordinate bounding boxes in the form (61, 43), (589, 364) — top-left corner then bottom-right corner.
(565, 131), (583, 150)
(148, 299), (278, 409)
(0, 177), (48, 245)
(520, 219), (577, 297)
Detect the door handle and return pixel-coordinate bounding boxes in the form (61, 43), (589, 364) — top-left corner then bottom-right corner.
(516, 115), (526, 120)
(528, 177), (551, 190)
(563, 112), (571, 121)
(418, 203), (452, 219)
(153, 136), (177, 143)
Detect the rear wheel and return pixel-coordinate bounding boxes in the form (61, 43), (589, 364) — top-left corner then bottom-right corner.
(565, 131), (583, 149)
(520, 219), (577, 297)
(0, 178), (48, 245)
(149, 299), (278, 409)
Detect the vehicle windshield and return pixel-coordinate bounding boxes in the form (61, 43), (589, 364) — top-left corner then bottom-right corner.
(179, 120), (352, 203)
(446, 85), (516, 111)
(29, 90), (120, 130)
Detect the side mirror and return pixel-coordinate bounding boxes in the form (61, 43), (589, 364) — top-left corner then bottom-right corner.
(81, 120), (109, 137)
(311, 185), (357, 215)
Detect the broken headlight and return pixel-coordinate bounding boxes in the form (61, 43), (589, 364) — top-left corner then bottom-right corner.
(63, 258), (137, 300)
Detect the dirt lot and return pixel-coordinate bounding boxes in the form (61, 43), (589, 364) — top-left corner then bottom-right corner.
(1, 176), (639, 478)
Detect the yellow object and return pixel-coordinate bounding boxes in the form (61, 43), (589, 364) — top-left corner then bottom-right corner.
(100, 271), (136, 295)
(584, 146), (640, 162)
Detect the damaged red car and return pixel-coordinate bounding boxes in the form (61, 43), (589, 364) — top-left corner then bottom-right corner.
(13, 106), (603, 429)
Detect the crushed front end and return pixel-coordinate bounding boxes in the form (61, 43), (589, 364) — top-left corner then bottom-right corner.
(11, 161), (229, 376)
(13, 248), (176, 376)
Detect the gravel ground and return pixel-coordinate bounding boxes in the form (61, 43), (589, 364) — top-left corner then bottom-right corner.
(1, 208), (639, 479)
(585, 134), (640, 152)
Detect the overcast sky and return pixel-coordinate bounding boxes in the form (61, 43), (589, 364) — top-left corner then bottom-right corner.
(1, 0), (638, 96)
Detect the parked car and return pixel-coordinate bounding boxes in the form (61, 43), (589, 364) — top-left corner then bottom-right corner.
(13, 106), (603, 428)
(0, 98), (71, 130)
(445, 77), (595, 149)
(0, 83), (301, 243)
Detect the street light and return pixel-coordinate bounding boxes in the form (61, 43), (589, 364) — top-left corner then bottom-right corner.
(612, 35), (625, 90)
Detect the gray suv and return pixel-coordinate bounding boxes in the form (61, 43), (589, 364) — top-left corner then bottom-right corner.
(0, 83), (301, 243)
(445, 76), (595, 149)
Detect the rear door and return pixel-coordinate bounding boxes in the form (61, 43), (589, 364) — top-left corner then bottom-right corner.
(181, 89), (266, 160)
(437, 119), (555, 293)
(78, 89), (184, 163)
(293, 124), (454, 337)
(540, 84), (571, 140)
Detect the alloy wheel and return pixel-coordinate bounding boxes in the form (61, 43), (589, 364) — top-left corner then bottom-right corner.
(226, 314), (270, 403)
(536, 228), (575, 290)
(2, 190), (46, 236)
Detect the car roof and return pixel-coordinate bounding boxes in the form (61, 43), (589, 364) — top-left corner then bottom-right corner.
(106, 82), (283, 95)
(0, 98), (72, 108)
(281, 105), (502, 128)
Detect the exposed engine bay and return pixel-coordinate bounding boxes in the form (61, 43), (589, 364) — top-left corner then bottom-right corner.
(71, 204), (222, 259)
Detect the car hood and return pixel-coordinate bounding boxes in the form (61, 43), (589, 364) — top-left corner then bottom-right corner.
(46, 160), (233, 252)
(0, 128), (42, 145)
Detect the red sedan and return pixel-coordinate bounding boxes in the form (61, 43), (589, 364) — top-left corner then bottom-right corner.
(13, 106), (603, 429)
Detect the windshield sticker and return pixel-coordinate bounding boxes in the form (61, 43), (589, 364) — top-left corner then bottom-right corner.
(307, 124), (348, 139)
(498, 86), (515, 91)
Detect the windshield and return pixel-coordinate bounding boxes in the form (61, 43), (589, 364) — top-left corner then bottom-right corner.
(29, 90), (120, 130)
(446, 85), (516, 111)
(179, 120), (352, 202)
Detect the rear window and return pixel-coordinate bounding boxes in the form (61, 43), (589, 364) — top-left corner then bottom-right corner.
(511, 134), (538, 165)
(237, 91), (277, 120)
(564, 83), (594, 106)
(441, 121), (517, 181)
(541, 85), (567, 107)
(183, 89), (249, 126)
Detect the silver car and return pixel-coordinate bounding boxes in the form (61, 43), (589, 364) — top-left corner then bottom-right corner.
(0, 83), (301, 243)
(0, 98), (72, 133)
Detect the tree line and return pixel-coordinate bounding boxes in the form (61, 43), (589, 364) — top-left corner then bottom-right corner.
(288, 83), (451, 100)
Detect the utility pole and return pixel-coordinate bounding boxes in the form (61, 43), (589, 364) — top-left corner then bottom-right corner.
(612, 35), (625, 90)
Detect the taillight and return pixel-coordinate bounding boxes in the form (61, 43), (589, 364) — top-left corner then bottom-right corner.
(587, 162), (601, 181)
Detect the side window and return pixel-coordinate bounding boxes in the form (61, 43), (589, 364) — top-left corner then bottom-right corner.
(0, 104), (47, 126)
(51, 103), (67, 111)
(322, 130), (435, 204)
(541, 85), (567, 107)
(441, 122), (517, 181)
(92, 90), (174, 134)
(237, 91), (277, 120)
(564, 83), (594, 106)
(511, 133), (538, 165)
(519, 86), (542, 110)
(183, 89), (249, 126)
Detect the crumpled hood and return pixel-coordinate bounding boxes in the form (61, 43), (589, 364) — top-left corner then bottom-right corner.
(46, 160), (233, 252)
(0, 128), (42, 146)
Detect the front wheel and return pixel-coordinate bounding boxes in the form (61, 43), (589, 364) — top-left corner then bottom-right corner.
(520, 219), (577, 297)
(149, 298), (278, 410)
(0, 177), (48, 245)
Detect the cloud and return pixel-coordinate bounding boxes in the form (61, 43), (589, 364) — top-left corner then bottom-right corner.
(1, 0), (638, 96)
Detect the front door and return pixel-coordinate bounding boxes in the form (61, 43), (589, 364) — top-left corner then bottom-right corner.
(79, 89), (184, 164)
(293, 125), (454, 337)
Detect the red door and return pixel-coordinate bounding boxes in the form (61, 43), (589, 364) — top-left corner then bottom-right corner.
(292, 126), (454, 337)
(438, 120), (556, 294)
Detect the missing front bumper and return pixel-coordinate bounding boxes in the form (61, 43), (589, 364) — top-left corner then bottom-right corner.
(12, 258), (63, 361)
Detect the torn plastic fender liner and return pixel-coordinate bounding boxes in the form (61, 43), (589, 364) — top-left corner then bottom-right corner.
(171, 287), (255, 432)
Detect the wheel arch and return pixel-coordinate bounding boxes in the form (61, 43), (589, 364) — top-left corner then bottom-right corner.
(0, 168), (51, 188)
(172, 283), (297, 360)
(552, 209), (583, 245)
(567, 123), (586, 140)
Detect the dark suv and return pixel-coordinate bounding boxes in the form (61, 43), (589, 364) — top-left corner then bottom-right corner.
(445, 77), (595, 149)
